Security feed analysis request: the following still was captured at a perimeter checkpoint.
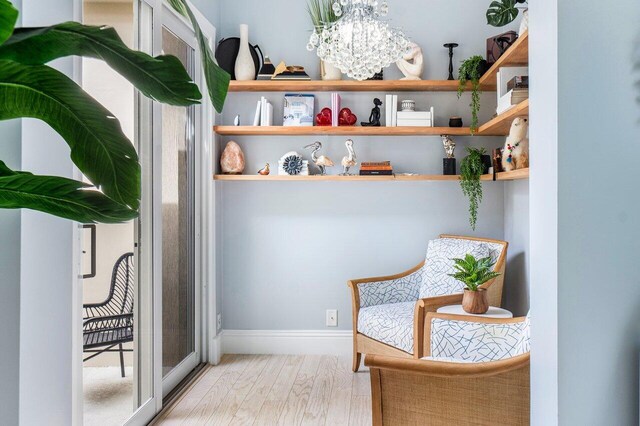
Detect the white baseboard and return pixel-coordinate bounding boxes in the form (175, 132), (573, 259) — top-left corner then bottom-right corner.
(221, 330), (352, 357)
(209, 333), (223, 365)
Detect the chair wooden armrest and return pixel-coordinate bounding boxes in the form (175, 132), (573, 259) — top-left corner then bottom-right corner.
(365, 353), (530, 426)
(347, 260), (425, 290)
(347, 260), (425, 324)
(412, 294), (464, 358)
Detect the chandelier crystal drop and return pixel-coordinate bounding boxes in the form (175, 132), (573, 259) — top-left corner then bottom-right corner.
(306, 0), (411, 81)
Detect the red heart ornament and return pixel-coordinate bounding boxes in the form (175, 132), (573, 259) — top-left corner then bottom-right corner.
(316, 107), (332, 126)
(339, 108), (357, 126)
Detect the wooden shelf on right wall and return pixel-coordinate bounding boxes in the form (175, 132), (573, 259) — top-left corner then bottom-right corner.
(495, 168), (529, 181)
(478, 99), (529, 135)
(479, 30), (529, 87)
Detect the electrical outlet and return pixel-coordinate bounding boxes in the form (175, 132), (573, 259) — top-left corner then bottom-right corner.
(217, 313), (222, 330)
(326, 309), (338, 327)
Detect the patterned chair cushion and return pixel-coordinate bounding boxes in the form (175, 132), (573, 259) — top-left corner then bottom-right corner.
(358, 301), (415, 354)
(418, 238), (491, 299)
(358, 268), (423, 308)
(429, 314), (530, 362)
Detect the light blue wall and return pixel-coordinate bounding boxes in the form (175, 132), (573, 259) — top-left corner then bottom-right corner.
(554, 0), (640, 423)
(213, 0), (528, 330)
(0, 120), (21, 425)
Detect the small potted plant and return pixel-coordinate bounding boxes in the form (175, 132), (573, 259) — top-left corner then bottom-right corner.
(459, 147), (490, 230)
(449, 254), (501, 314)
(307, 0), (342, 80)
(458, 55), (489, 133)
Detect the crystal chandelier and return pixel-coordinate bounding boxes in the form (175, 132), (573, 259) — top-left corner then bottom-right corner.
(306, 0), (410, 81)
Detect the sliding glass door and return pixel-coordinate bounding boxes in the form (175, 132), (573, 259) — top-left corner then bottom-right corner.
(159, 22), (200, 394)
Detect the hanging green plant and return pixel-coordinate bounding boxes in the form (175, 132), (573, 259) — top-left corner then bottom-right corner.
(459, 147), (487, 230)
(458, 55), (485, 133)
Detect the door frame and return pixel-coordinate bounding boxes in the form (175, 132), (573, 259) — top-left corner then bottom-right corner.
(75, 0), (217, 423)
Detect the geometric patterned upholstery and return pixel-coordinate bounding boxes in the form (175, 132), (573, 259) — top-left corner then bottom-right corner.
(418, 238), (491, 299)
(429, 313), (530, 362)
(355, 237), (506, 355)
(358, 302), (415, 354)
(358, 268), (423, 309)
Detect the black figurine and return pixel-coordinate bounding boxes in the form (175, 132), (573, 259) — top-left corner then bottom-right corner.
(361, 98), (382, 127)
(444, 43), (459, 80)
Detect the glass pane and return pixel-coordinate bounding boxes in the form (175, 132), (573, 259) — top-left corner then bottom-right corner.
(81, 1), (140, 424)
(161, 27), (196, 377)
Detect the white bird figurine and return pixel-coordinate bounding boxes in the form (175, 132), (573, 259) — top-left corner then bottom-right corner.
(341, 139), (357, 176)
(304, 141), (334, 175)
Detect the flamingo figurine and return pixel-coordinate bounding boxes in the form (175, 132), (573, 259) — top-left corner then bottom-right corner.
(304, 141), (334, 175)
(341, 139), (357, 176)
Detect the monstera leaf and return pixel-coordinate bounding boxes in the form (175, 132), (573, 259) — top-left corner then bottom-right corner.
(0, 161), (137, 223)
(167, 0), (230, 113)
(0, 22), (202, 106)
(0, 0), (17, 45)
(0, 60), (140, 210)
(486, 0), (521, 27)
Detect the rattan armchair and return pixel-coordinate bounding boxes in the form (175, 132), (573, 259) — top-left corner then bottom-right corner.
(348, 235), (507, 371)
(366, 312), (530, 426)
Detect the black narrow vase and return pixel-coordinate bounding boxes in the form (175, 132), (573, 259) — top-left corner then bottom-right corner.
(443, 158), (457, 175)
(481, 154), (492, 174)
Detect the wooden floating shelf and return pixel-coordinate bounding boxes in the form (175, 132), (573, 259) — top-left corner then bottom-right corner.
(228, 80), (496, 92)
(480, 30), (528, 87)
(478, 99), (529, 135)
(214, 126), (508, 137)
(214, 174), (494, 182)
(496, 168), (529, 181)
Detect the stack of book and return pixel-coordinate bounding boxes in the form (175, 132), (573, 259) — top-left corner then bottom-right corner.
(359, 161), (393, 176)
(253, 96), (274, 126)
(272, 62), (311, 80)
(331, 93), (341, 127)
(497, 87), (529, 115)
(397, 108), (435, 127)
(496, 66), (529, 115)
(384, 95), (435, 127)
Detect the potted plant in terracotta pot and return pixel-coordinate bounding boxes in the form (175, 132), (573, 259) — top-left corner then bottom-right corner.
(449, 254), (501, 314)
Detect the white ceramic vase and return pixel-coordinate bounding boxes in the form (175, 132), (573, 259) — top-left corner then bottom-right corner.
(235, 24), (255, 81)
(320, 60), (342, 81)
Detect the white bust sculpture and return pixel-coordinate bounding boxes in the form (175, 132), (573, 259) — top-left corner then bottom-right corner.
(396, 42), (424, 80)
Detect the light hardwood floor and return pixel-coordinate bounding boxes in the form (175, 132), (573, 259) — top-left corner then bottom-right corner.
(155, 355), (372, 426)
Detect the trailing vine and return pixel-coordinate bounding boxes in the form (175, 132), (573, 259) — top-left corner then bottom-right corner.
(460, 147), (486, 230)
(458, 55), (484, 133)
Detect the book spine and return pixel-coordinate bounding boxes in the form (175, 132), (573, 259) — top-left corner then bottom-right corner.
(385, 94), (392, 127)
(253, 100), (261, 126)
(360, 166), (393, 171)
(361, 161), (391, 166)
(391, 95), (398, 127)
(359, 170), (394, 175)
(396, 111), (431, 120)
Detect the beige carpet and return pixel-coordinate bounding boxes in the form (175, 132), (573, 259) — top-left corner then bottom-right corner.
(83, 367), (133, 426)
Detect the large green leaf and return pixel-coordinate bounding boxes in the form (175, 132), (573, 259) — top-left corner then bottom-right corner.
(167, 0), (230, 113)
(486, 0), (520, 27)
(0, 161), (137, 223)
(0, 22), (202, 106)
(0, 60), (140, 209)
(0, 0), (18, 46)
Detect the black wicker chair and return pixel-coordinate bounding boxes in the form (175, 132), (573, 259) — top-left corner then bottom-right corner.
(83, 252), (134, 377)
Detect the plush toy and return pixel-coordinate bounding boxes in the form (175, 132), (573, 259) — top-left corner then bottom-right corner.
(501, 117), (529, 171)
